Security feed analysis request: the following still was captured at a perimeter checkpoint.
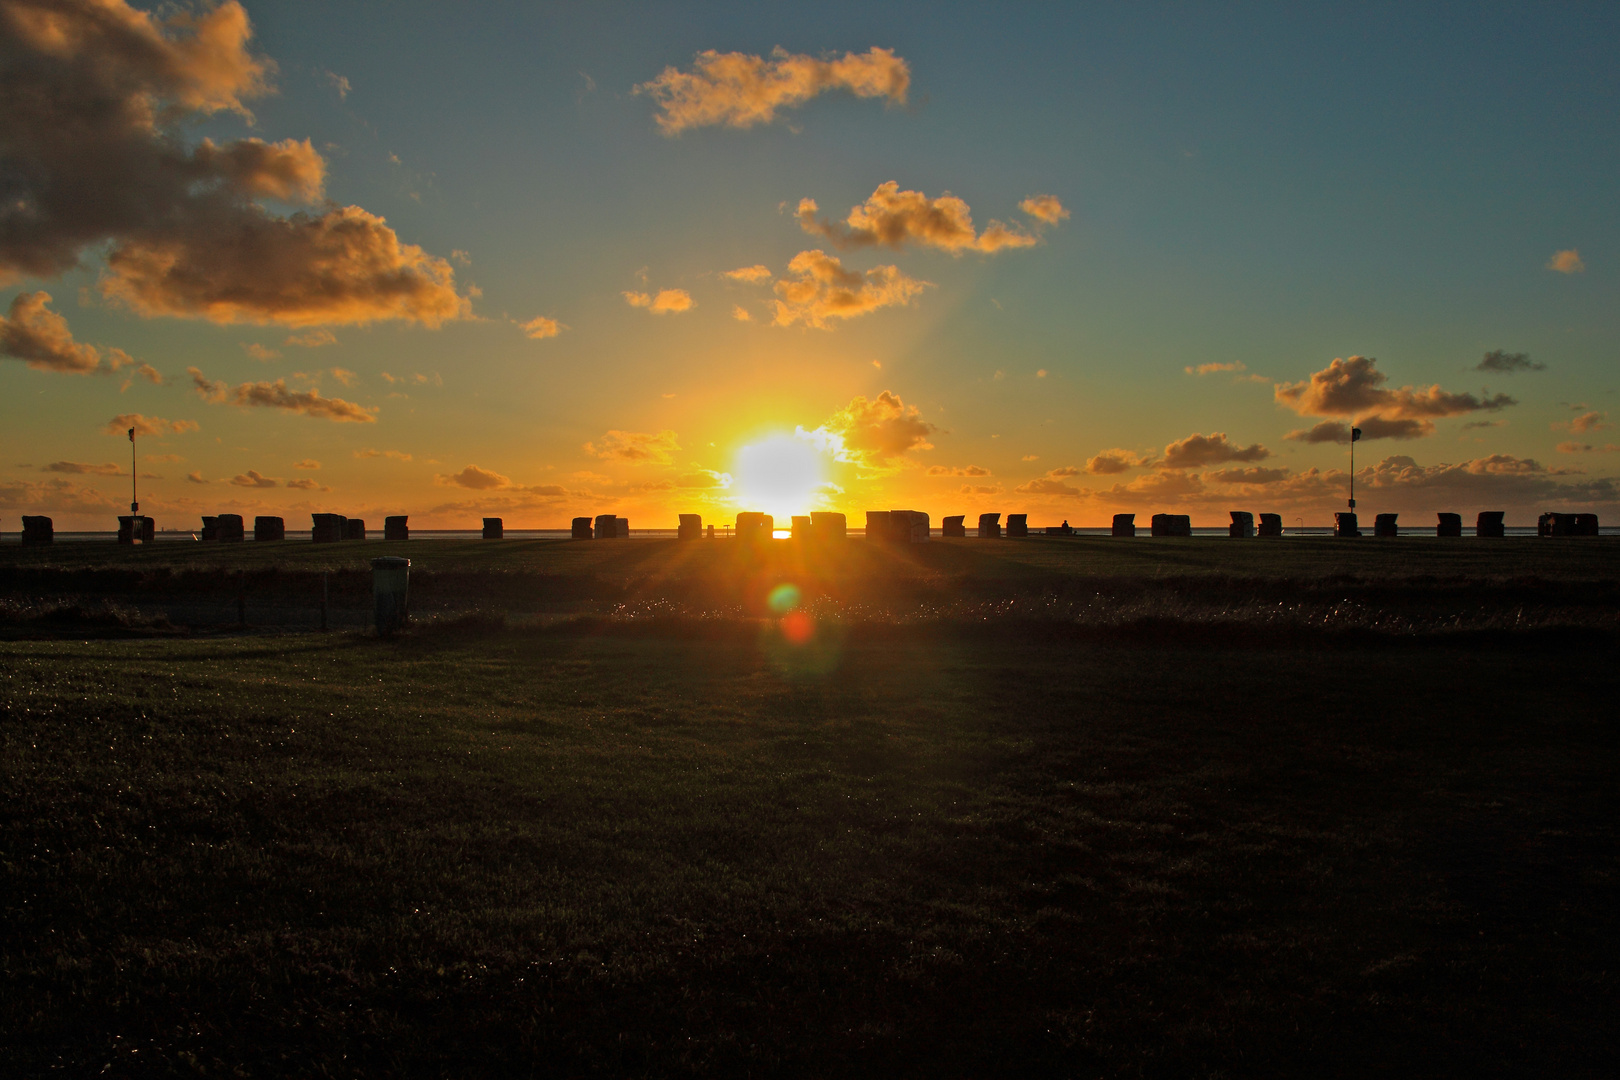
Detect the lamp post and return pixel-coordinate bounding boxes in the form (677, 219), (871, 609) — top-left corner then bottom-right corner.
(1348, 425), (1362, 509)
(128, 427), (138, 514)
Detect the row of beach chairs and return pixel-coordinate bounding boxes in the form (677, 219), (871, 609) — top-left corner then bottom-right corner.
(4, 509), (1605, 543)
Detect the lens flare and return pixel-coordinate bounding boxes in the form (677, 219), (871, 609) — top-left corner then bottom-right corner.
(767, 583), (801, 614)
(781, 610), (815, 644)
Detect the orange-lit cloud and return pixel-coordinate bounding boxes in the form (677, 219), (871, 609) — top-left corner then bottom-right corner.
(436, 465), (511, 490)
(355, 449), (412, 461)
(187, 367), (377, 422)
(294, 459), (321, 469)
(584, 430), (681, 465)
(520, 315), (563, 339)
(795, 182), (1060, 254)
(0, 0), (470, 328)
(1275, 356), (1514, 439)
(1015, 476), (1083, 497)
(805, 390), (935, 470)
(926, 464), (991, 477)
(285, 329), (337, 348)
(724, 264), (772, 283)
(731, 305), (753, 322)
(770, 250), (929, 328)
(1019, 195), (1070, 225)
(230, 470), (278, 488)
(105, 414), (199, 438)
(1085, 449), (1149, 475)
(0, 292), (142, 376)
(1546, 249), (1585, 274)
(636, 46), (909, 134)
(285, 477), (328, 491)
(1206, 466), (1290, 485)
(1558, 411), (1608, 434)
(623, 289), (693, 314)
(1159, 432), (1270, 469)
(1185, 360), (1247, 376)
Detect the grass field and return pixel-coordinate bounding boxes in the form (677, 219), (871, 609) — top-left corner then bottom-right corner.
(3, 538), (1618, 1075)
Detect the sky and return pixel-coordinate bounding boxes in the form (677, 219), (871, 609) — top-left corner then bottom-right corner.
(3, 0), (1619, 530)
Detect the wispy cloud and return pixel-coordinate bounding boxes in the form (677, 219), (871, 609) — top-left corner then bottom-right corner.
(1476, 349), (1543, 373)
(583, 430), (681, 465)
(519, 315), (564, 338)
(636, 47), (910, 134)
(188, 367), (377, 423)
(104, 414), (199, 438)
(1546, 249), (1585, 274)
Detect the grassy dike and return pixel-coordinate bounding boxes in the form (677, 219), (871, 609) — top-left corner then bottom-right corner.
(3, 539), (1619, 1075)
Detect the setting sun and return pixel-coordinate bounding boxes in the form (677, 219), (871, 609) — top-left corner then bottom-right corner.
(732, 435), (827, 521)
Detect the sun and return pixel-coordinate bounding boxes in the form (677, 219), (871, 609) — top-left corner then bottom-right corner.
(732, 434), (826, 521)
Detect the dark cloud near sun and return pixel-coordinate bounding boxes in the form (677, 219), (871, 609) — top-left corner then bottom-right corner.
(0, 0), (469, 327)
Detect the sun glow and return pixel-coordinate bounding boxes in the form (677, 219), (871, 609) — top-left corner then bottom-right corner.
(733, 434), (827, 520)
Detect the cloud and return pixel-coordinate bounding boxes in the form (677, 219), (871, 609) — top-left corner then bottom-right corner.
(731, 305), (752, 322)
(804, 390), (935, 471)
(378, 371), (441, 388)
(1159, 432), (1270, 469)
(323, 70), (351, 99)
(187, 367), (376, 422)
(1015, 476), (1083, 497)
(672, 469), (732, 489)
(437, 465), (511, 490)
(229, 470), (277, 488)
(1185, 360), (1247, 375)
(284, 477), (327, 490)
(0, 0), (470, 327)
(0, 292), (145, 376)
(623, 289), (693, 314)
(1047, 466), (1081, 477)
(328, 367), (358, 387)
(925, 464), (991, 477)
(795, 182), (1063, 254)
(44, 461), (122, 476)
(960, 484), (1003, 495)
(519, 315), (563, 339)
(725, 264), (772, 283)
(354, 449), (411, 461)
(186, 471), (207, 484)
(1019, 195), (1070, 225)
(635, 46), (909, 134)
(1274, 356), (1514, 439)
(769, 250), (930, 328)
(105, 414), (198, 438)
(1476, 349), (1542, 373)
(1558, 442), (1620, 454)
(1085, 449), (1149, 475)
(1559, 412), (1608, 434)
(0, 477), (118, 516)
(1284, 416), (1432, 443)
(128, 363), (164, 386)
(1206, 466), (1290, 485)
(583, 430), (681, 465)
(243, 343), (281, 361)
(1546, 249), (1585, 274)
(285, 329), (337, 348)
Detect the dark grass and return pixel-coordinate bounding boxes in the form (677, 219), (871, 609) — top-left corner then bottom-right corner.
(4, 628), (1619, 1076)
(3, 539), (1618, 1075)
